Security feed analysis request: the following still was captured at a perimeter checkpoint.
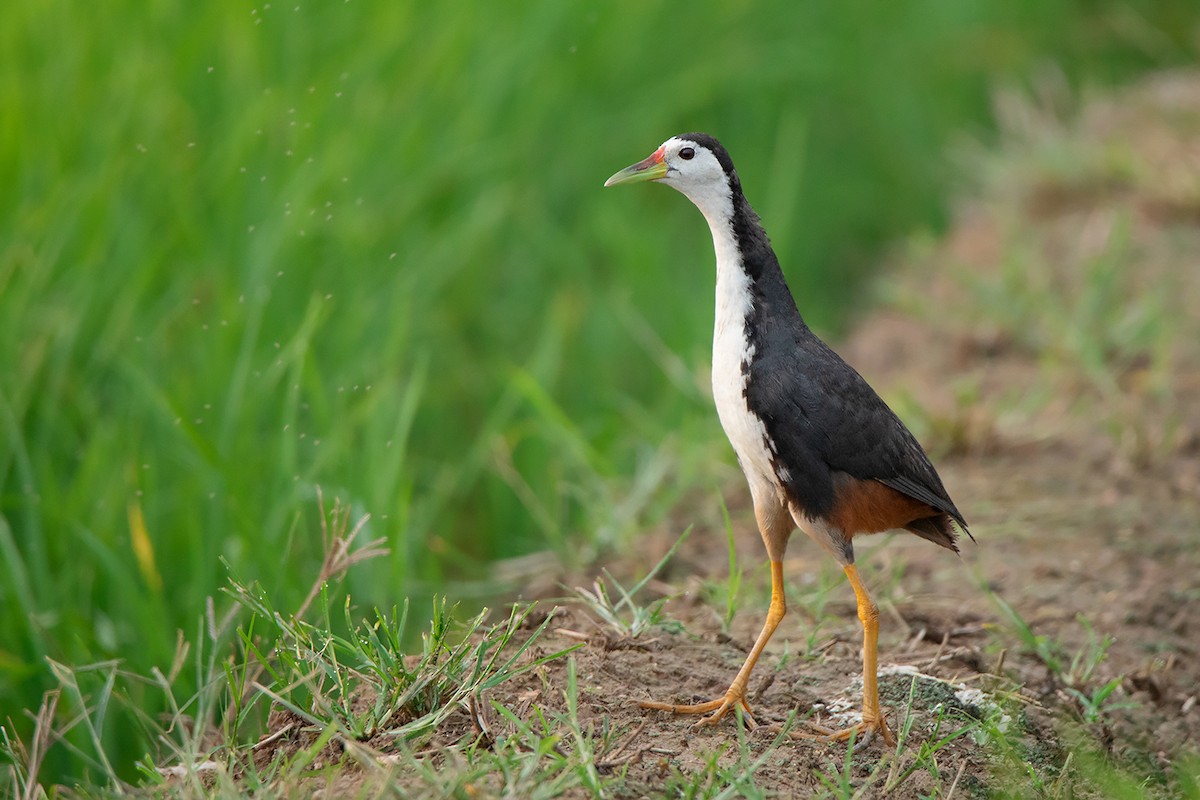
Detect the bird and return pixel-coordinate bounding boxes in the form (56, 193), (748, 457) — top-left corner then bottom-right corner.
(604, 133), (971, 746)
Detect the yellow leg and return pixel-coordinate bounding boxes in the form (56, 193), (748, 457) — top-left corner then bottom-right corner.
(806, 564), (895, 747)
(641, 560), (786, 728)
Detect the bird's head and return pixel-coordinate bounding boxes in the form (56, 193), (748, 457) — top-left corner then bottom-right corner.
(604, 133), (740, 221)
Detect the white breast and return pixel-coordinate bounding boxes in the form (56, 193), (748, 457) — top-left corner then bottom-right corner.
(710, 230), (784, 505)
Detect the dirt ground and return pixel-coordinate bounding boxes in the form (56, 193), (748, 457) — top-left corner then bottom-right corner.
(247, 73), (1200, 797)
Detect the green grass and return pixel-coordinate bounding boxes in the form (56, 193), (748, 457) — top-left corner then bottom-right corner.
(2, 515), (583, 798)
(2, 0), (1199, 788)
(4, 513), (1200, 798)
(566, 526), (689, 640)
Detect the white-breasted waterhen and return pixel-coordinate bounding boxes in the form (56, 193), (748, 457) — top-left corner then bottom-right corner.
(604, 133), (971, 746)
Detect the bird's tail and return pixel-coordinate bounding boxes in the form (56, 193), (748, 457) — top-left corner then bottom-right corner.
(904, 514), (967, 554)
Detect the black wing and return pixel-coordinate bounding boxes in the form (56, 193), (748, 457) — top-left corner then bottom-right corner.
(745, 320), (969, 532)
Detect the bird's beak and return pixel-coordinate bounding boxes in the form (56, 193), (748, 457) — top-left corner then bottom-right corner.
(604, 146), (668, 187)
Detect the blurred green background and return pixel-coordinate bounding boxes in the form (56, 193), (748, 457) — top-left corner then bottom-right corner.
(2, 0), (1197, 783)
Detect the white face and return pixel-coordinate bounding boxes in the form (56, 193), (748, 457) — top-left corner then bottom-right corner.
(656, 137), (734, 224)
(657, 137), (728, 193)
(605, 134), (736, 224)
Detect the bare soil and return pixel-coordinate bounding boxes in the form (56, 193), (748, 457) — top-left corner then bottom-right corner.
(248, 72), (1200, 797)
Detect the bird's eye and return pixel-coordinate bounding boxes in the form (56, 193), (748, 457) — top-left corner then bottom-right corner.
(679, 147), (695, 160)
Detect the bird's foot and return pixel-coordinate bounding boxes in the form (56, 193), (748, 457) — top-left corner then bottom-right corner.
(793, 714), (895, 749)
(639, 687), (757, 729)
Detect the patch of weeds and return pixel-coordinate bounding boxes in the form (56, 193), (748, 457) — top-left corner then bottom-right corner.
(226, 576), (578, 743)
(971, 697), (1071, 796)
(2, 688), (77, 799)
(988, 590), (1136, 727)
(0, 497), (586, 797)
(1172, 755), (1200, 800)
(992, 593), (1107, 688)
(567, 527), (690, 639)
(665, 747), (729, 800)
(0, 494), (382, 798)
(799, 624), (831, 662)
(394, 656), (620, 799)
(989, 728), (1200, 800)
(879, 673), (984, 795)
(813, 727), (899, 800)
(773, 639), (794, 672)
(807, 671), (982, 799)
(560, 656), (606, 794)
(1058, 617), (1137, 723)
(1065, 676), (1126, 725)
(1064, 615), (1114, 688)
(663, 711), (797, 800)
(988, 588), (1067, 676)
(963, 630), (1200, 800)
(813, 734), (862, 800)
(700, 496), (744, 633)
(387, 728), (593, 800)
(2, 671), (127, 796)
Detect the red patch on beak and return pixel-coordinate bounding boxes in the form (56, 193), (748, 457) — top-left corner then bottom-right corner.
(632, 147), (666, 172)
